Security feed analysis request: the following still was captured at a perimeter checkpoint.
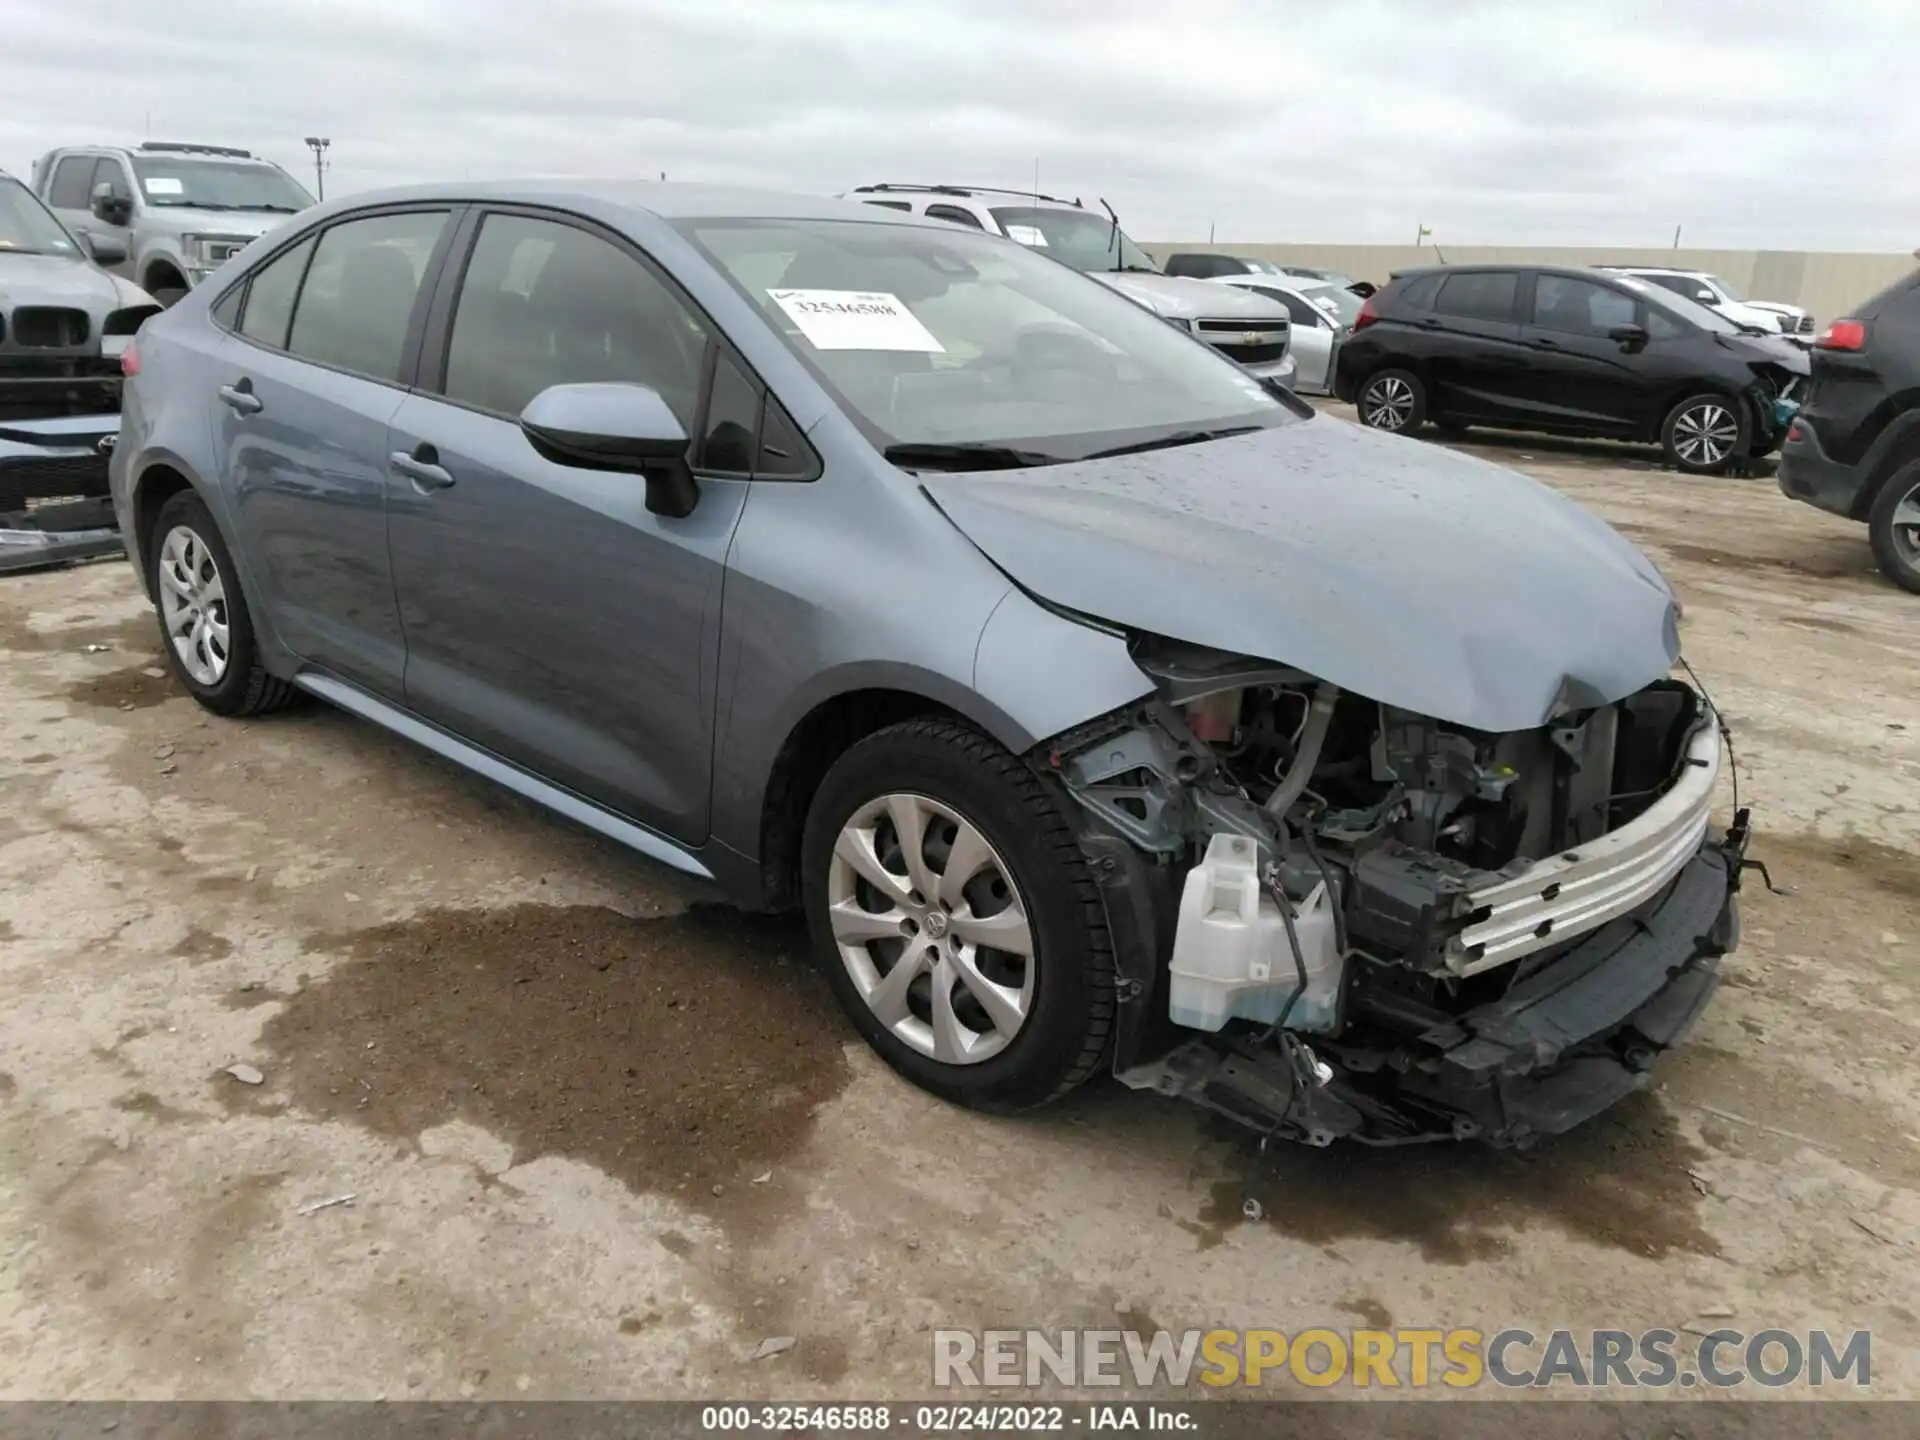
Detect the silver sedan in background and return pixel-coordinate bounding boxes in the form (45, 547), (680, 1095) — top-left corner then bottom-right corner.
(1208, 272), (1363, 394)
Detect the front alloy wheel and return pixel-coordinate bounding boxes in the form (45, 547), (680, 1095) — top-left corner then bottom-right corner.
(828, 792), (1034, 1065)
(800, 718), (1115, 1112)
(1662, 395), (1745, 474)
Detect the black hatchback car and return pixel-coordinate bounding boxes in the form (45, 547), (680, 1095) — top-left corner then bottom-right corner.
(1334, 265), (1810, 474)
(1776, 263), (1920, 593)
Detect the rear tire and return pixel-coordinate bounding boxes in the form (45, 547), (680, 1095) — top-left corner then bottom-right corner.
(800, 718), (1115, 1112)
(1866, 459), (1920, 595)
(1661, 393), (1747, 475)
(147, 490), (298, 717)
(1357, 368), (1426, 435)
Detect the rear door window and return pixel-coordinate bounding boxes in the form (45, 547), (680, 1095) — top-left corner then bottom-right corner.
(924, 204), (985, 229)
(1433, 271), (1518, 322)
(285, 211), (449, 382)
(46, 156), (96, 209)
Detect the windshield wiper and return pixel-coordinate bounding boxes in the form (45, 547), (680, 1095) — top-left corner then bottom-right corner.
(1081, 426), (1264, 460)
(241, 204), (302, 213)
(883, 441), (1059, 472)
(1114, 264), (1161, 273)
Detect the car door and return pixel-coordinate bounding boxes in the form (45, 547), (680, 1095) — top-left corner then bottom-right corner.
(1513, 272), (1649, 435)
(1421, 269), (1529, 420)
(41, 153), (101, 238)
(383, 208), (770, 844)
(80, 157), (137, 277)
(210, 206), (456, 695)
(1245, 284), (1333, 390)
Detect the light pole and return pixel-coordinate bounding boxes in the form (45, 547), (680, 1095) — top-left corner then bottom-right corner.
(303, 137), (330, 201)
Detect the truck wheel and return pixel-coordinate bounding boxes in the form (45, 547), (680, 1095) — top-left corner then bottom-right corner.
(1867, 460), (1920, 595)
(147, 490), (298, 716)
(801, 718), (1115, 1112)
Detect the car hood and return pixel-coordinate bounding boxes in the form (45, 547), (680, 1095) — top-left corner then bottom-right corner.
(1719, 331), (1812, 372)
(921, 417), (1681, 732)
(1744, 300), (1808, 320)
(1090, 271), (1291, 323)
(149, 208), (289, 238)
(0, 250), (143, 313)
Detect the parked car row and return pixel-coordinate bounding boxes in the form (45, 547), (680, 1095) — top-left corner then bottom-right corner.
(104, 179), (1749, 1150)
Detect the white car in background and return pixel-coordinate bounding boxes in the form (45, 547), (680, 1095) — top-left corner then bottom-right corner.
(1601, 266), (1814, 337)
(1206, 272), (1363, 394)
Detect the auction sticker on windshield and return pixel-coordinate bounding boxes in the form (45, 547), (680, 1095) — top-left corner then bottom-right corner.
(769, 288), (945, 352)
(1002, 224), (1049, 247)
(142, 177), (184, 195)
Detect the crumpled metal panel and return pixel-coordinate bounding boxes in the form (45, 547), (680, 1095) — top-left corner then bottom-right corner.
(922, 416), (1680, 732)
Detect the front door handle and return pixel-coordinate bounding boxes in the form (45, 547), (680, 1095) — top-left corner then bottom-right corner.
(218, 380), (263, 415)
(390, 447), (455, 492)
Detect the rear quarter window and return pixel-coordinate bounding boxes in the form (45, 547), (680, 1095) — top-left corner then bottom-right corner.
(1393, 273), (1444, 310)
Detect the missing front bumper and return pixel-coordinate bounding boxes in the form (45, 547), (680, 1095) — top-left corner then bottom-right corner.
(1119, 835), (1741, 1148)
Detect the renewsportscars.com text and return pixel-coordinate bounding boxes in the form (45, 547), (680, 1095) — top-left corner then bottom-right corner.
(933, 1326), (1871, 1390)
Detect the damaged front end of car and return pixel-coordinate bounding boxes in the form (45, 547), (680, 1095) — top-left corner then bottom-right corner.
(1040, 638), (1747, 1149)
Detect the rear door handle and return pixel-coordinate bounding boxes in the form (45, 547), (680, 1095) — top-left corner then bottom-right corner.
(218, 380), (263, 415)
(390, 448), (455, 492)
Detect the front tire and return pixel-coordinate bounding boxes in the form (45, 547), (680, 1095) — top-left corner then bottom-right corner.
(147, 490), (297, 716)
(800, 718), (1115, 1112)
(1357, 368), (1426, 434)
(1867, 459), (1920, 595)
(1661, 393), (1747, 475)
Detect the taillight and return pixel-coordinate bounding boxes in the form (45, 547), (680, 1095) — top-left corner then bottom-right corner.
(120, 340), (141, 376)
(1787, 420), (1805, 443)
(1815, 318), (1866, 351)
(1353, 295), (1380, 331)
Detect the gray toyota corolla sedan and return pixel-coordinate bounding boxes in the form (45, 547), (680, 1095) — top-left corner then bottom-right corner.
(111, 183), (1749, 1148)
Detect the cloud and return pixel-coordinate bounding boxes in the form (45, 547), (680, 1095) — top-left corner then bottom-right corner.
(1, 0), (1913, 249)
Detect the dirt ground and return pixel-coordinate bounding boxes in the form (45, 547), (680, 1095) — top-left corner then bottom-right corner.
(1, 413), (1917, 1403)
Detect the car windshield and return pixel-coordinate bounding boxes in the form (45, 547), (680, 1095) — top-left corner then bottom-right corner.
(1703, 273), (1746, 302)
(130, 158), (312, 212)
(1613, 275), (1742, 335)
(680, 216), (1293, 460)
(1297, 282), (1363, 326)
(984, 206), (1159, 274)
(0, 176), (80, 255)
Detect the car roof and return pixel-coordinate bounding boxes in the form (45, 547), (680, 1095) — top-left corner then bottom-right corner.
(1387, 262), (1640, 283)
(310, 179), (949, 227)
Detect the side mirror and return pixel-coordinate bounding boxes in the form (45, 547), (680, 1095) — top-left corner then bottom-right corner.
(1608, 323), (1650, 350)
(519, 382), (699, 518)
(1693, 288), (1718, 304)
(89, 181), (131, 226)
(84, 232), (128, 265)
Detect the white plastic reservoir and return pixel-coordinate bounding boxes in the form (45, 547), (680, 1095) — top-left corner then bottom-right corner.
(1167, 833), (1343, 1033)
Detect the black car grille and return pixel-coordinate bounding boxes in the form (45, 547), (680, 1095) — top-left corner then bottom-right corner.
(8, 307), (90, 348)
(0, 359), (122, 423)
(0, 453), (111, 509)
(1207, 340), (1290, 364)
(1196, 318), (1290, 337)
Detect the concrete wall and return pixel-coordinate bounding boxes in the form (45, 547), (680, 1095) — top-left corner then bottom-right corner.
(1139, 243), (1918, 324)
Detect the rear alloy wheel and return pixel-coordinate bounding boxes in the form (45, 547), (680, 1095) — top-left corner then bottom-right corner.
(1661, 394), (1747, 475)
(1358, 369), (1426, 435)
(147, 490), (298, 716)
(801, 718), (1115, 1112)
(1867, 459), (1920, 595)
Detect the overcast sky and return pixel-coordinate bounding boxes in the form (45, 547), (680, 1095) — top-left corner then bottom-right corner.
(2, 0), (1913, 250)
